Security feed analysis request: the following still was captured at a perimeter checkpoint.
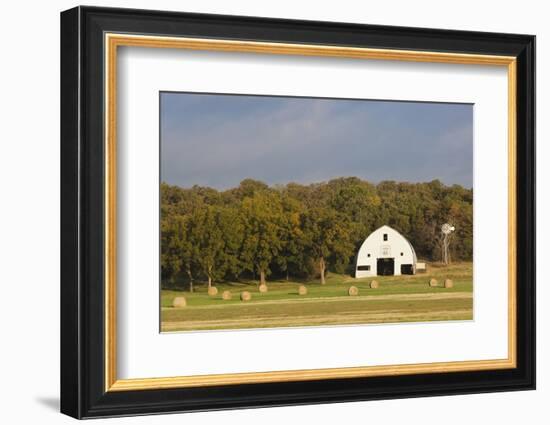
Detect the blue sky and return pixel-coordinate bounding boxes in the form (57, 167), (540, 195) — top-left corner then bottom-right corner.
(160, 92), (473, 190)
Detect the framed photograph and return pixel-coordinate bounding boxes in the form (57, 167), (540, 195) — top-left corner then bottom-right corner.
(60, 6), (535, 419)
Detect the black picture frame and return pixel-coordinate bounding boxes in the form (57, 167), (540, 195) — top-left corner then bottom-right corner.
(61, 5), (535, 419)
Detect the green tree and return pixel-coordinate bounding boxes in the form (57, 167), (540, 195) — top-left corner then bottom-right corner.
(240, 191), (283, 286)
(301, 208), (354, 284)
(160, 214), (186, 286)
(160, 177), (473, 289)
(179, 211), (204, 292)
(217, 206), (245, 280)
(276, 194), (307, 280)
(195, 206), (226, 288)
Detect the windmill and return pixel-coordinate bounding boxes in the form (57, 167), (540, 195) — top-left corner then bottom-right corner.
(441, 223), (455, 265)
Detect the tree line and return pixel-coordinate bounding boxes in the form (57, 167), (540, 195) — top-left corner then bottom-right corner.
(161, 178), (473, 290)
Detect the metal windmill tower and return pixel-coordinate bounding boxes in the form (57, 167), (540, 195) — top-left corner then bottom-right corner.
(441, 223), (455, 265)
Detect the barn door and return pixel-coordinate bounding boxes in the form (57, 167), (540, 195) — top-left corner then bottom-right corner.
(377, 258), (395, 276)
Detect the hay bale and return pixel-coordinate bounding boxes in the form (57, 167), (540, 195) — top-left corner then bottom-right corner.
(222, 290), (232, 300)
(348, 286), (359, 296)
(240, 291), (252, 302)
(444, 279), (453, 289)
(172, 296), (187, 308)
(429, 278), (438, 287)
(370, 280), (379, 289)
(258, 283), (268, 293)
(298, 285), (308, 295)
(207, 286), (218, 296)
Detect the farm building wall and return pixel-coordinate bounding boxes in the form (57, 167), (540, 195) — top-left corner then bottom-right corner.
(355, 225), (417, 278)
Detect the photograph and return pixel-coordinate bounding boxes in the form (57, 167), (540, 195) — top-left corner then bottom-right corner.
(160, 92), (474, 332)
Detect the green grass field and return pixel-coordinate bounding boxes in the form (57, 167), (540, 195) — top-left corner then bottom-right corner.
(161, 262), (473, 332)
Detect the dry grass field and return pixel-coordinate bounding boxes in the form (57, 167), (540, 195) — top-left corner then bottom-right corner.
(161, 262), (473, 332)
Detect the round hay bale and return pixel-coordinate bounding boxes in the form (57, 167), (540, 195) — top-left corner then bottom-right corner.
(258, 283), (268, 293)
(429, 278), (439, 287)
(444, 279), (454, 289)
(298, 285), (308, 295)
(348, 286), (359, 296)
(172, 296), (187, 308)
(222, 290), (232, 300)
(240, 291), (252, 302)
(370, 280), (379, 289)
(207, 286), (218, 296)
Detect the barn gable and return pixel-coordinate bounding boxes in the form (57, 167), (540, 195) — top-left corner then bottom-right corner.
(355, 225), (417, 278)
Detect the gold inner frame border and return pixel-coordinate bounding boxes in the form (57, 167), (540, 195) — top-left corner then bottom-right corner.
(104, 33), (517, 392)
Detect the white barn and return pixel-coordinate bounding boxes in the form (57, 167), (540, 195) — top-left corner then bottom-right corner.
(355, 225), (417, 278)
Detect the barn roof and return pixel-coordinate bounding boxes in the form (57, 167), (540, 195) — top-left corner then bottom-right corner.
(365, 225), (417, 263)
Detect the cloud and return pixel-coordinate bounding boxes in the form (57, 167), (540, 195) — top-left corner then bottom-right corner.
(161, 93), (473, 189)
